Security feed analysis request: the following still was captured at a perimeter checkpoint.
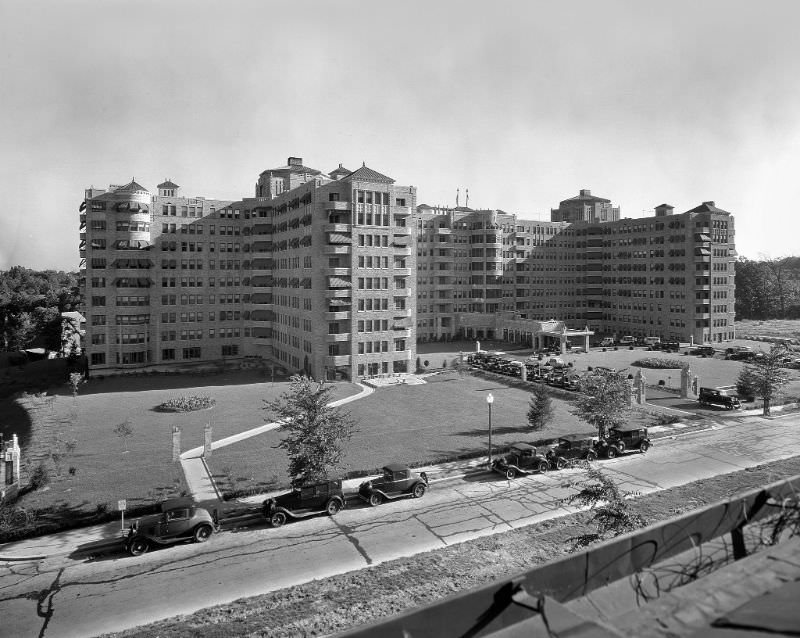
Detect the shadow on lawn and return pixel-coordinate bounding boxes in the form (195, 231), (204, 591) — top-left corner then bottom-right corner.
(450, 425), (530, 438)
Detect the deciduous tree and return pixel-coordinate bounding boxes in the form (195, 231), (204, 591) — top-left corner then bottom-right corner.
(264, 375), (356, 487)
(738, 344), (790, 415)
(572, 370), (631, 439)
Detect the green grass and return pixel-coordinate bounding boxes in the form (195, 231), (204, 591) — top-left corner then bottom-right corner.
(7, 373), (360, 515)
(210, 372), (659, 491)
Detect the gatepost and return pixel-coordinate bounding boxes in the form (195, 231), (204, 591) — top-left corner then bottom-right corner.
(203, 423), (212, 458)
(172, 425), (181, 462)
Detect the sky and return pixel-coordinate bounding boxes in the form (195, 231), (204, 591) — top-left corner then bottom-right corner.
(1, 0), (799, 271)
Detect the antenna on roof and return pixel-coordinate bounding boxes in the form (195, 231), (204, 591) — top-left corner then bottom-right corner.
(466, 189), (469, 208)
(456, 188), (460, 207)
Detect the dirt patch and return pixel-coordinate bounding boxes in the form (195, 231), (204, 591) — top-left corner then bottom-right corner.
(100, 456), (800, 638)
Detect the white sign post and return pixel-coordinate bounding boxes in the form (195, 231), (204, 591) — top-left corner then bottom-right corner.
(118, 499), (127, 531)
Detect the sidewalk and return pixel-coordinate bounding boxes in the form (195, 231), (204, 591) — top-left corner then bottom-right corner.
(0, 414), (735, 561)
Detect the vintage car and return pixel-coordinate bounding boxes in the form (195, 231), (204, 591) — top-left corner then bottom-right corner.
(124, 497), (218, 556)
(546, 434), (598, 469)
(698, 387), (741, 410)
(262, 479), (345, 527)
(651, 340), (680, 352)
(492, 443), (549, 479)
(689, 346), (716, 357)
(597, 425), (652, 458)
(358, 464), (428, 506)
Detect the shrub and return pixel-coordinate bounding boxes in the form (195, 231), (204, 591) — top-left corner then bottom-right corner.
(157, 395), (216, 412)
(632, 358), (686, 369)
(658, 380), (666, 386)
(29, 463), (50, 490)
(628, 346), (634, 350)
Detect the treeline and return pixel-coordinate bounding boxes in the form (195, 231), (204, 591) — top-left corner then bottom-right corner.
(0, 267), (81, 352)
(735, 256), (800, 319)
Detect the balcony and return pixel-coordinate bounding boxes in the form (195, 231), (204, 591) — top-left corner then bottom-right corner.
(323, 244), (351, 255)
(392, 225), (411, 235)
(325, 288), (352, 298)
(322, 267), (351, 276)
(437, 228), (452, 235)
(324, 355), (351, 367)
(393, 288), (412, 297)
(325, 201), (351, 211)
(392, 268), (410, 276)
(326, 333), (351, 343)
(325, 311), (351, 320)
(393, 308), (412, 318)
(393, 206), (412, 216)
(323, 223), (351, 233)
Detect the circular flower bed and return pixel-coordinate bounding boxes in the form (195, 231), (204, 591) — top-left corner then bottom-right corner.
(156, 395), (216, 412)
(631, 357), (687, 370)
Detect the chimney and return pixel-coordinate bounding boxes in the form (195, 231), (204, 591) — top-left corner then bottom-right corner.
(288, 157), (302, 166)
(579, 189), (591, 197)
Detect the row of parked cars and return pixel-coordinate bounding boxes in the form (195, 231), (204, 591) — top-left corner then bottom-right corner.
(122, 464), (430, 556)
(467, 352), (582, 391)
(492, 425), (651, 479)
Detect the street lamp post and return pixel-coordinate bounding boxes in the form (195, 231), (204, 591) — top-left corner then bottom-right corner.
(486, 393), (494, 466)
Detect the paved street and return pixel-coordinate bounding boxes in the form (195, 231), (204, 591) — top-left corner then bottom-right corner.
(1, 412), (799, 638)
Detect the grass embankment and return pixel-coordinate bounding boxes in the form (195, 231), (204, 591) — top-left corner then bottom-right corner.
(101, 455), (800, 638)
(5, 374), (359, 517)
(210, 372), (661, 492)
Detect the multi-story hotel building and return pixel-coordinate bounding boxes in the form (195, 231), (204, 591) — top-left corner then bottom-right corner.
(416, 199), (736, 345)
(79, 158), (416, 381)
(80, 161), (735, 379)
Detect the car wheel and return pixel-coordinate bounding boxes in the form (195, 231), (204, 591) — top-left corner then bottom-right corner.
(369, 493), (382, 507)
(326, 499), (342, 516)
(617, 441), (626, 452)
(556, 457), (567, 470)
(586, 450), (597, 462)
(537, 460), (548, 473)
(193, 524), (213, 543)
(639, 441), (650, 453)
(412, 483), (427, 498)
(128, 537), (149, 556)
(505, 468), (517, 480)
(606, 446), (617, 459)
(270, 511), (287, 528)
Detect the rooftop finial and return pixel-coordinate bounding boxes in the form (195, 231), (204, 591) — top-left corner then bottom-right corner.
(456, 188), (460, 207)
(466, 188), (469, 208)
(362, 161), (366, 167)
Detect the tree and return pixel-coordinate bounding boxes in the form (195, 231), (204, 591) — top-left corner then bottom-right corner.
(264, 375), (356, 488)
(67, 372), (84, 402)
(565, 466), (646, 546)
(113, 418), (134, 452)
(527, 384), (554, 432)
(572, 370), (631, 439)
(738, 345), (790, 415)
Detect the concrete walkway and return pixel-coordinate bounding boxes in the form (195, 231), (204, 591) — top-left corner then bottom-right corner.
(179, 382), (374, 503)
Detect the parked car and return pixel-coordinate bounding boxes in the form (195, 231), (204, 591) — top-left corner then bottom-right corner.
(690, 346), (716, 357)
(546, 434), (599, 469)
(652, 340), (680, 352)
(597, 426), (651, 458)
(492, 443), (549, 479)
(598, 337), (615, 348)
(547, 357), (567, 368)
(698, 387), (741, 410)
(562, 376), (581, 391)
(262, 479), (345, 527)
(725, 346), (753, 360)
(124, 497), (218, 556)
(643, 337), (661, 348)
(358, 464), (428, 506)
(619, 335), (636, 346)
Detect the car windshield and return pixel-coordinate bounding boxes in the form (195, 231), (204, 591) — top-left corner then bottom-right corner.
(558, 439), (572, 448)
(383, 469), (393, 481)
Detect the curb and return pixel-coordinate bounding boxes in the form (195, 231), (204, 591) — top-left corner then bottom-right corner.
(0, 552), (49, 562)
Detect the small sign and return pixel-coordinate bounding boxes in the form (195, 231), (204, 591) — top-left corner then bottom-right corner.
(117, 499), (127, 511)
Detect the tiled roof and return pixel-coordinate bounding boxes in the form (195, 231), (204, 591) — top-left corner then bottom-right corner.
(259, 164), (322, 176)
(342, 164), (395, 184)
(114, 180), (149, 194)
(560, 193), (611, 204)
(684, 201), (731, 215)
(328, 163), (351, 178)
(157, 180), (179, 189)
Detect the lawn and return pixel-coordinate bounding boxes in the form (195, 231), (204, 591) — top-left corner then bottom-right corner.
(736, 319), (800, 343)
(209, 371), (659, 492)
(7, 373), (360, 515)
